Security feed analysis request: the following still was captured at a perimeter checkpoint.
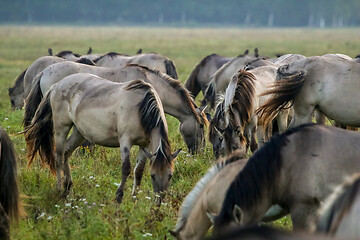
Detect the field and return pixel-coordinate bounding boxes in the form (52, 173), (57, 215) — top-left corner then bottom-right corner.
(1, 26), (360, 239)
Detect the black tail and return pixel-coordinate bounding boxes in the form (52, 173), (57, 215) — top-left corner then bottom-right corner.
(24, 91), (55, 174)
(164, 59), (178, 79)
(0, 127), (24, 222)
(23, 72), (43, 129)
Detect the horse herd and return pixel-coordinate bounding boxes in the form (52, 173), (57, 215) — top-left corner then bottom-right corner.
(3, 47), (360, 239)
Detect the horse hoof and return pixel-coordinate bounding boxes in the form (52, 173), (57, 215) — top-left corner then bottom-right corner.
(115, 191), (124, 203)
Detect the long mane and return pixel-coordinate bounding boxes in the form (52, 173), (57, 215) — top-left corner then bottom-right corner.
(224, 70), (256, 128)
(214, 123), (316, 228)
(127, 64), (208, 126)
(316, 173), (360, 234)
(125, 80), (172, 169)
(174, 150), (247, 233)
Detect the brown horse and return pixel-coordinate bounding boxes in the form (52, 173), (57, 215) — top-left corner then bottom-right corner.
(0, 127), (24, 239)
(314, 173), (360, 238)
(213, 124), (360, 232)
(24, 74), (180, 203)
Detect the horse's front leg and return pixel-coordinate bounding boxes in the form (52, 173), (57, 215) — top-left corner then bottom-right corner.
(116, 142), (132, 203)
(63, 127), (86, 197)
(132, 149), (147, 196)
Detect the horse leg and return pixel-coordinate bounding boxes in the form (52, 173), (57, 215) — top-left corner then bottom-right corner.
(132, 149), (147, 196)
(276, 109), (289, 132)
(115, 141), (132, 203)
(256, 125), (266, 148)
(250, 125), (258, 152)
(289, 104), (314, 128)
(62, 126), (86, 197)
(54, 125), (72, 192)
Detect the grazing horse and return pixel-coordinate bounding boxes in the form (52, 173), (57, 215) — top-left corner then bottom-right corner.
(184, 53), (236, 98)
(24, 74), (180, 203)
(24, 62), (207, 154)
(213, 124), (360, 232)
(209, 67), (288, 157)
(9, 54), (96, 110)
(201, 53), (257, 109)
(94, 52), (178, 79)
(0, 127), (24, 239)
(170, 150), (289, 240)
(314, 173), (360, 238)
(256, 56), (360, 129)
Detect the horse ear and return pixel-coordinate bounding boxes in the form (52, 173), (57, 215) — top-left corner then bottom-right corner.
(87, 47), (92, 54)
(206, 210), (217, 223)
(48, 48), (53, 56)
(136, 48), (142, 54)
(233, 205), (243, 225)
(254, 48), (259, 57)
(244, 49), (249, 55)
(171, 149), (181, 160)
(143, 148), (155, 161)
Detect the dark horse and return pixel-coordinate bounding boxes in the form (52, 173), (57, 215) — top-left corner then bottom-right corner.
(0, 127), (24, 240)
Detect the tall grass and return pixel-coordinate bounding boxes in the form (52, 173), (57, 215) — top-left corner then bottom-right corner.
(1, 26), (360, 239)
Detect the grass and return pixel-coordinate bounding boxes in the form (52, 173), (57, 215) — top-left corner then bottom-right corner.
(1, 26), (360, 239)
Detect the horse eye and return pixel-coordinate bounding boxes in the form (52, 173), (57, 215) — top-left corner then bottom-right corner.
(151, 174), (155, 181)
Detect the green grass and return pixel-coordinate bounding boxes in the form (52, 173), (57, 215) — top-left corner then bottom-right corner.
(1, 26), (360, 239)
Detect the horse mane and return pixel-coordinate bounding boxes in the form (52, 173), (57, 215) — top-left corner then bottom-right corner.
(75, 58), (96, 66)
(209, 99), (225, 142)
(225, 70), (256, 129)
(127, 64), (208, 126)
(316, 173), (360, 235)
(185, 53), (219, 97)
(214, 123), (317, 228)
(174, 150), (247, 233)
(93, 52), (129, 63)
(55, 50), (80, 58)
(9, 68), (27, 94)
(125, 80), (172, 170)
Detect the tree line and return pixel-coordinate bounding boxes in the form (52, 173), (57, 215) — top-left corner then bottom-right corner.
(1, 0), (360, 27)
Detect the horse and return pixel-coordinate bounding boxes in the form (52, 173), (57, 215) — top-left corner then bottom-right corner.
(209, 67), (289, 157)
(245, 54), (306, 71)
(201, 53), (258, 109)
(94, 52), (178, 79)
(24, 62), (207, 154)
(9, 54), (96, 110)
(170, 150), (287, 240)
(213, 123), (360, 233)
(0, 127), (24, 239)
(313, 173), (360, 238)
(24, 74), (180, 203)
(184, 53), (242, 98)
(256, 56), (360, 129)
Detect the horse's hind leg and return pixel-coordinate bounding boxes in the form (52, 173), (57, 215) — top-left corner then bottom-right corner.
(115, 139), (132, 203)
(132, 149), (147, 196)
(54, 124), (72, 192)
(63, 126), (86, 196)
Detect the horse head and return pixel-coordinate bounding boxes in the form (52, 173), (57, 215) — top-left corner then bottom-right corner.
(8, 87), (24, 110)
(180, 106), (208, 154)
(144, 148), (180, 197)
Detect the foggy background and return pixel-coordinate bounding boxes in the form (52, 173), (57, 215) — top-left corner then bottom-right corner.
(1, 0), (360, 27)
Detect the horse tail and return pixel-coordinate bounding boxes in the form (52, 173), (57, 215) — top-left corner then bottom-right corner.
(164, 59), (178, 80)
(255, 71), (305, 130)
(23, 72), (43, 129)
(24, 90), (55, 175)
(202, 81), (216, 109)
(0, 128), (24, 222)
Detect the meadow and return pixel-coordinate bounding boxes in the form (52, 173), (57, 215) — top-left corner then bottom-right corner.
(1, 26), (360, 239)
